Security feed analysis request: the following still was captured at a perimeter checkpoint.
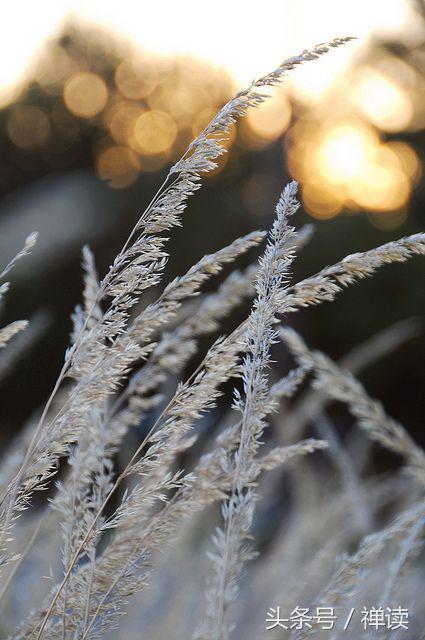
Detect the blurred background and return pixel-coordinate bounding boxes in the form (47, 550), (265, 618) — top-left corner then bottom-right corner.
(0, 0), (424, 458)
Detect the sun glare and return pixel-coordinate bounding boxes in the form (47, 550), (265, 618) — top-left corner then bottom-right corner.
(0, 0), (414, 102)
(353, 69), (413, 132)
(318, 123), (377, 183)
(0, 0), (420, 224)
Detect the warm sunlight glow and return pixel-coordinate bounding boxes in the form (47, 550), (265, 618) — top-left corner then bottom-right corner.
(385, 141), (421, 183)
(132, 110), (177, 155)
(242, 93), (292, 149)
(0, 0), (414, 101)
(64, 72), (108, 118)
(115, 58), (158, 100)
(0, 0), (419, 216)
(96, 144), (140, 188)
(7, 105), (51, 148)
(353, 70), (413, 132)
(105, 101), (144, 145)
(302, 181), (343, 219)
(348, 164), (410, 211)
(288, 116), (415, 219)
(317, 123), (378, 183)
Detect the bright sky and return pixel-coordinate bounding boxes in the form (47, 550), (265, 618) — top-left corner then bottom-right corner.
(0, 0), (415, 97)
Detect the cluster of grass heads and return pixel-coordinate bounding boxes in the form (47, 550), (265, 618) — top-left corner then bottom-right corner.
(0, 37), (424, 639)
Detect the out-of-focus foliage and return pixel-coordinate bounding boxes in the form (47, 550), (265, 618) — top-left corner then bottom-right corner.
(1, 14), (424, 225)
(0, 23), (237, 192)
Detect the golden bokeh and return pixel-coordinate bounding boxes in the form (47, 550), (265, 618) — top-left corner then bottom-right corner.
(316, 122), (379, 184)
(64, 72), (108, 118)
(246, 93), (292, 141)
(353, 69), (413, 132)
(170, 84), (212, 119)
(287, 91), (419, 220)
(147, 84), (175, 114)
(105, 101), (143, 144)
(238, 92), (292, 150)
(7, 105), (50, 148)
(385, 141), (421, 183)
(301, 180), (343, 220)
(283, 51), (423, 225)
(2, 23), (421, 217)
(115, 58), (157, 100)
(36, 46), (77, 92)
(132, 109), (177, 156)
(96, 144), (140, 188)
(348, 163), (410, 211)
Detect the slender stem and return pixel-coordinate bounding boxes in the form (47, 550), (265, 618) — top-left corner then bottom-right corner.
(79, 480), (187, 640)
(1, 173), (178, 511)
(0, 509), (48, 605)
(212, 371), (255, 640)
(0, 175), (183, 597)
(33, 343), (214, 640)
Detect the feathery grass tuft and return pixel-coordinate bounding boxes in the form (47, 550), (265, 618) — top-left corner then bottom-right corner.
(1, 37), (424, 640)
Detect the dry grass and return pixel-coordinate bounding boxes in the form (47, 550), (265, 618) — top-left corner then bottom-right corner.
(0, 37), (424, 640)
